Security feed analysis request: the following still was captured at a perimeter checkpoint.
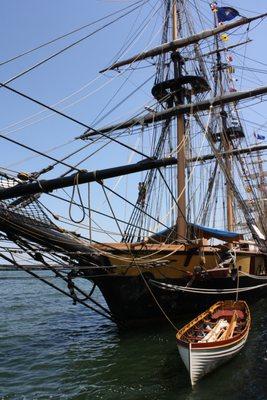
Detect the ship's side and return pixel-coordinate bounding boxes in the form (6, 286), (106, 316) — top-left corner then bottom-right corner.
(85, 243), (266, 324)
(0, 0), (266, 330)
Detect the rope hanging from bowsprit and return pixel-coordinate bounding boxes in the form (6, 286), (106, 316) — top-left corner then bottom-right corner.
(67, 270), (78, 305)
(67, 269), (97, 305)
(69, 172), (86, 223)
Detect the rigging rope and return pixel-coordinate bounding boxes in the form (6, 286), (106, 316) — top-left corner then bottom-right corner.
(0, 1), (149, 91)
(0, 0), (148, 67)
(0, 81), (152, 161)
(150, 280), (267, 294)
(69, 173), (86, 223)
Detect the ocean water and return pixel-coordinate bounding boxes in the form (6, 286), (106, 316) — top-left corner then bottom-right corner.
(0, 271), (266, 400)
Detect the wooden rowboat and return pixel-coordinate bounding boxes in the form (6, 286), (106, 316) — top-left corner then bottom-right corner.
(176, 300), (251, 385)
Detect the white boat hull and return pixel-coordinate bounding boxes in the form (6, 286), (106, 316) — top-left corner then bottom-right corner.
(176, 301), (251, 385)
(178, 331), (249, 385)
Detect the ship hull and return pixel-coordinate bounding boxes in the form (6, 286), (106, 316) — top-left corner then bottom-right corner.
(85, 248), (267, 326)
(90, 273), (266, 325)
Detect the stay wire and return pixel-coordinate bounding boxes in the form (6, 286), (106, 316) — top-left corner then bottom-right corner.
(0, 0), (157, 138)
(0, 133), (82, 173)
(58, 75), (154, 178)
(99, 177), (178, 330)
(1, 0), (147, 66)
(100, 184), (124, 239)
(47, 192), (160, 238)
(0, 1), (148, 91)
(16, 237), (113, 315)
(0, 251), (118, 324)
(99, 181), (190, 237)
(0, 81), (151, 160)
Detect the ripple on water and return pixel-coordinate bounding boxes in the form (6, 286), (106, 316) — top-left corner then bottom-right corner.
(0, 272), (266, 400)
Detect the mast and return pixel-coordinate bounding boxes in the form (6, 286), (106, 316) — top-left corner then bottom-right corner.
(172, 0), (186, 239)
(213, 7), (234, 233)
(256, 150), (267, 234)
(222, 112), (234, 231)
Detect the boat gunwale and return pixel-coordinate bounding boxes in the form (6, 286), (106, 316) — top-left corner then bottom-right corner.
(176, 301), (251, 349)
(92, 243), (264, 257)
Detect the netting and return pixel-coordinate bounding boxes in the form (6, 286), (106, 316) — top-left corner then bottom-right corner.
(0, 172), (57, 230)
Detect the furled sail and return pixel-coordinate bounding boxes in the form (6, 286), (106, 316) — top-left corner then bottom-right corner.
(80, 86), (267, 138)
(100, 13), (267, 72)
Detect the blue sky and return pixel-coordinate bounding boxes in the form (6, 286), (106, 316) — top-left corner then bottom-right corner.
(0, 0), (266, 239)
(1, 0), (266, 167)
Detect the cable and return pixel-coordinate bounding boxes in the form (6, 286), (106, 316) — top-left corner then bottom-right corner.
(0, 1), (149, 91)
(0, 0), (148, 67)
(0, 81), (151, 160)
(0, 133), (82, 172)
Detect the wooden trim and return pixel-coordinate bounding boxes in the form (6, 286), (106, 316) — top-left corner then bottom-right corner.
(176, 301), (251, 349)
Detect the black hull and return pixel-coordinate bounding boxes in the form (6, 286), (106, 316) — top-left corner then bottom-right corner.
(89, 274), (267, 326)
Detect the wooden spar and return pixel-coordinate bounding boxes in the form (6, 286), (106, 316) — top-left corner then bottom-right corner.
(184, 39), (252, 61)
(187, 144), (267, 163)
(213, 8), (234, 234)
(222, 113), (234, 232)
(0, 157), (177, 201)
(256, 150), (267, 233)
(79, 85), (267, 138)
(172, 1), (187, 239)
(100, 13), (267, 72)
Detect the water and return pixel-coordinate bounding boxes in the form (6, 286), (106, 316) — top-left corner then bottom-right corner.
(0, 272), (266, 400)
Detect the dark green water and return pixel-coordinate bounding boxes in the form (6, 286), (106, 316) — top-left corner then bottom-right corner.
(1, 272), (266, 400)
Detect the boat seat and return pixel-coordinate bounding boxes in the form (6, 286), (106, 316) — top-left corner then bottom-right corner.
(184, 334), (204, 342)
(211, 309), (245, 320)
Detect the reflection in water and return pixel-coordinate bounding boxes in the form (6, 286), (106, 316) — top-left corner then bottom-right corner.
(0, 272), (266, 399)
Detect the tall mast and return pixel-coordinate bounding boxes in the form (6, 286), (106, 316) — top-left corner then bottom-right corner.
(221, 111), (234, 232)
(213, 8), (234, 233)
(257, 151), (267, 234)
(172, 0), (187, 239)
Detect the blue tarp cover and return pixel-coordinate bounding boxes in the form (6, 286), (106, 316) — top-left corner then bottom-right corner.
(153, 224), (243, 242)
(190, 223), (243, 242)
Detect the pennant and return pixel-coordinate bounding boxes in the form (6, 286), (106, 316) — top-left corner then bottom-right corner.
(217, 7), (239, 23)
(254, 132), (265, 141)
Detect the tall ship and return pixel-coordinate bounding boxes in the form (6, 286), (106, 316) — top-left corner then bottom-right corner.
(0, 0), (266, 327)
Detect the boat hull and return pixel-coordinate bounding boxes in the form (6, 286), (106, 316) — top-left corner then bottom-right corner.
(176, 301), (251, 385)
(178, 333), (249, 385)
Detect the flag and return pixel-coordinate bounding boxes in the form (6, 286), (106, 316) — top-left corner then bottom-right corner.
(220, 33), (229, 42)
(254, 132), (265, 141)
(217, 7), (239, 23)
